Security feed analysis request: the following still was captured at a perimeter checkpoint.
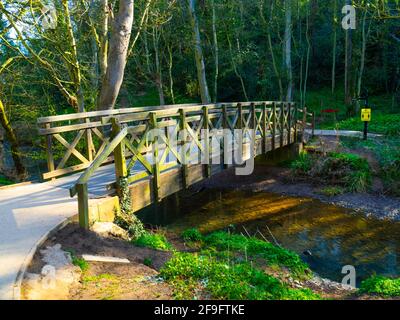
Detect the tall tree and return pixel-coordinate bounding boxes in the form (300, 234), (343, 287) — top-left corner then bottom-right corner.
(98, 0), (135, 110)
(187, 0), (211, 104)
(284, 0), (293, 101)
(344, 0), (353, 106)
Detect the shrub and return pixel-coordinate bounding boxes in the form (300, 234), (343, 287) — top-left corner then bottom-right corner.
(290, 152), (371, 193)
(290, 152), (313, 174)
(359, 276), (400, 297)
(133, 232), (173, 251)
(181, 228), (203, 242)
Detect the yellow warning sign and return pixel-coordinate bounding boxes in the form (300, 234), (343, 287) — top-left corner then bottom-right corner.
(361, 108), (371, 122)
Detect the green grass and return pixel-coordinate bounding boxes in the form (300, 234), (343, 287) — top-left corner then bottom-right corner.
(319, 186), (345, 197)
(160, 252), (319, 300)
(66, 250), (89, 272)
(203, 232), (309, 276)
(159, 231), (319, 300)
(359, 276), (400, 297)
(336, 113), (400, 136)
(181, 228), (203, 242)
(133, 232), (173, 251)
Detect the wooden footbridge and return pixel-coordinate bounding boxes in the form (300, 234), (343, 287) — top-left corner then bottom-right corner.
(38, 102), (314, 228)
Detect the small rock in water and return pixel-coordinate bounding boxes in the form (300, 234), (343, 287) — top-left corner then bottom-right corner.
(303, 250), (312, 257)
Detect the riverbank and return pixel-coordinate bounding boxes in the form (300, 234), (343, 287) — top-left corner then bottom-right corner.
(196, 164), (400, 221)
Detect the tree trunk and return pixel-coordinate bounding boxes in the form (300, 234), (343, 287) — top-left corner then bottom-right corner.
(152, 27), (165, 106)
(357, 5), (371, 110)
(98, 0), (134, 110)
(284, 0), (293, 102)
(303, 5), (311, 108)
(0, 99), (27, 180)
(344, 0), (353, 106)
(167, 44), (175, 104)
(331, 0), (337, 94)
(187, 0), (211, 104)
(62, 0), (84, 112)
(212, 0), (219, 103)
(99, 0), (109, 86)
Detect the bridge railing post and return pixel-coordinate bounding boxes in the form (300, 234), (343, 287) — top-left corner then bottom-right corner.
(262, 102), (267, 154)
(44, 123), (55, 180)
(76, 182), (89, 229)
(179, 109), (189, 189)
(202, 106), (211, 178)
(287, 103), (291, 145)
(111, 118), (127, 197)
(149, 112), (161, 202)
(272, 102), (276, 151)
(280, 103), (284, 148)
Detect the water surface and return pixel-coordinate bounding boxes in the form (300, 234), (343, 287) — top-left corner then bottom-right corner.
(139, 190), (400, 285)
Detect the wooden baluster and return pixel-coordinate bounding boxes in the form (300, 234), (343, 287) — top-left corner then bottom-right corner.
(222, 104), (229, 169)
(85, 118), (94, 162)
(272, 102), (276, 151)
(280, 103), (284, 148)
(294, 103), (298, 142)
(287, 103), (292, 145)
(111, 118), (127, 198)
(150, 112), (161, 202)
(251, 102), (257, 156)
(45, 123), (55, 180)
(203, 106), (211, 178)
(262, 102), (267, 154)
(179, 109), (189, 189)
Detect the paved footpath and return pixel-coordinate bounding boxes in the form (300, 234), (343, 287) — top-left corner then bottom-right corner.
(0, 165), (115, 300)
(305, 129), (383, 138)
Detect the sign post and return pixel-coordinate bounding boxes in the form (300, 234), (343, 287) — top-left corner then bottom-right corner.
(361, 108), (371, 140)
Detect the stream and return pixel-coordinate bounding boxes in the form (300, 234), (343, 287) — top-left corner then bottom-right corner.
(138, 190), (400, 285)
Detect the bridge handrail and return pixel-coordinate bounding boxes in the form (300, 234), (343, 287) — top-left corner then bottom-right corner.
(69, 126), (128, 197)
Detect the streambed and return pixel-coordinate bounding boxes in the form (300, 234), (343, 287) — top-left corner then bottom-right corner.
(139, 190), (400, 286)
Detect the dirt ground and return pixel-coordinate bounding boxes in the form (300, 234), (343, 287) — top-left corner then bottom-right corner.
(23, 223), (174, 300)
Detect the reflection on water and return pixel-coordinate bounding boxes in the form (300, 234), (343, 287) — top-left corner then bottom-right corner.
(138, 190), (400, 285)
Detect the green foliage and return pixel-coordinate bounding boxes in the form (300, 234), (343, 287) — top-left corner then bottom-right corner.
(291, 152), (371, 193)
(0, 175), (13, 186)
(133, 232), (173, 251)
(114, 177), (146, 240)
(66, 250), (89, 272)
(290, 152), (313, 173)
(203, 232), (309, 276)
(359, 276), (400, 297)
(181, 228), (203, 242)
(160, 252), (319, 300)
(337, 114), (400, 136)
